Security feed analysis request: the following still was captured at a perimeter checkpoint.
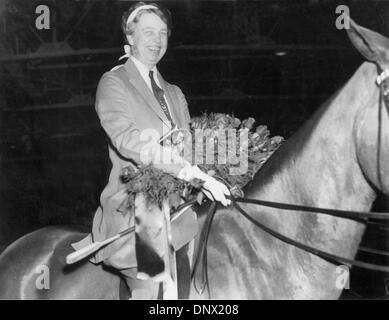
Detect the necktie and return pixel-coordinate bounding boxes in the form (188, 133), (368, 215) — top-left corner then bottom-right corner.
(149, 71), (175, 128)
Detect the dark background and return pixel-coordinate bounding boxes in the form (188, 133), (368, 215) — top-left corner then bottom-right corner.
(0, 0), (388, 299)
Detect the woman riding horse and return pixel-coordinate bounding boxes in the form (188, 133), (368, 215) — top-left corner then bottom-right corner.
(0, 17), (388, 299)
(71, 2), (231, 299)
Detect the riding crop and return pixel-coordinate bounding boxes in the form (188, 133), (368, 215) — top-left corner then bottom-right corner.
(65, 200), (196, 265)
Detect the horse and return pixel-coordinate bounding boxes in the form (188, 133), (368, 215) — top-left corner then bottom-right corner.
(1, 18), (389, 299)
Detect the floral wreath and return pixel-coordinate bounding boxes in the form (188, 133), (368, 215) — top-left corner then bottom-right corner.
(120, 113), (284, 209)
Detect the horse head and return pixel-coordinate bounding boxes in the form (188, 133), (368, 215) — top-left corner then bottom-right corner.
(347, 18), (389, 195)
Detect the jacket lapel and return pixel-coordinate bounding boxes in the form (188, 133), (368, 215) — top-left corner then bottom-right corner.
(124, 59), (170, 128)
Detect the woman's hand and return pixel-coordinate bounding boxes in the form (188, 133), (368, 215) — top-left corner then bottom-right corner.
(201, 176), (231, 206)
(178, 165), (231, 206)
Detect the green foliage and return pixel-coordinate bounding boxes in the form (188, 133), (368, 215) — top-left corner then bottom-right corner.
(121, 165), (203, 209)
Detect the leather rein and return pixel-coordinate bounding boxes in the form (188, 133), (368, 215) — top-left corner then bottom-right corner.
(184, 68), (389, 297)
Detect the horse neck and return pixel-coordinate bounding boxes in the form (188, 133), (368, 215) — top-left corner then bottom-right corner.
(246, 61), (378, 256)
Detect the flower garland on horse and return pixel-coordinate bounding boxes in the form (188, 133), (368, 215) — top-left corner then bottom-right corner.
(120, 112), (284, 209)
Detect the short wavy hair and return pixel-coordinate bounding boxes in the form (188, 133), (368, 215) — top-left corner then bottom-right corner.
(121, 1), (172, 43)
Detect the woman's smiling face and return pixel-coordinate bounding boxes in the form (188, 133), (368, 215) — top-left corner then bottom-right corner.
(127, 12), (168, 69)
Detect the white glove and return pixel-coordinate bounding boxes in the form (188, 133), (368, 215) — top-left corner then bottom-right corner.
(178, 165), (231, 206)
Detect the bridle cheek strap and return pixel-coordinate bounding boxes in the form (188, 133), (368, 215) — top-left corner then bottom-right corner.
(377, 69), (389, 101)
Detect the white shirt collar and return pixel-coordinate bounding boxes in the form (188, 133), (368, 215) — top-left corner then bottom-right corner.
(130, 55), (160, 90)
(129, 55), (174, 129)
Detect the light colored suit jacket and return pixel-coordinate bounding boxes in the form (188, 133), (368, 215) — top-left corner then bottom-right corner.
(73, 58), (192, 269)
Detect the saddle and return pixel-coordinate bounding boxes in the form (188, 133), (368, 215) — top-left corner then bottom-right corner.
(119, 237), (191, 299)
(126, 200), (217, 299)
(123, 204), (198, 299)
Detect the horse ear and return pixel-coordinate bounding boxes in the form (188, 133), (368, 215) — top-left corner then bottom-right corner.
(346, 17), (389, 65)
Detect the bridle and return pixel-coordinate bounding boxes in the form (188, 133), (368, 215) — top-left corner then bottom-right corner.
(186, 68), (389, 297)
(376, 68), (389, 191)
